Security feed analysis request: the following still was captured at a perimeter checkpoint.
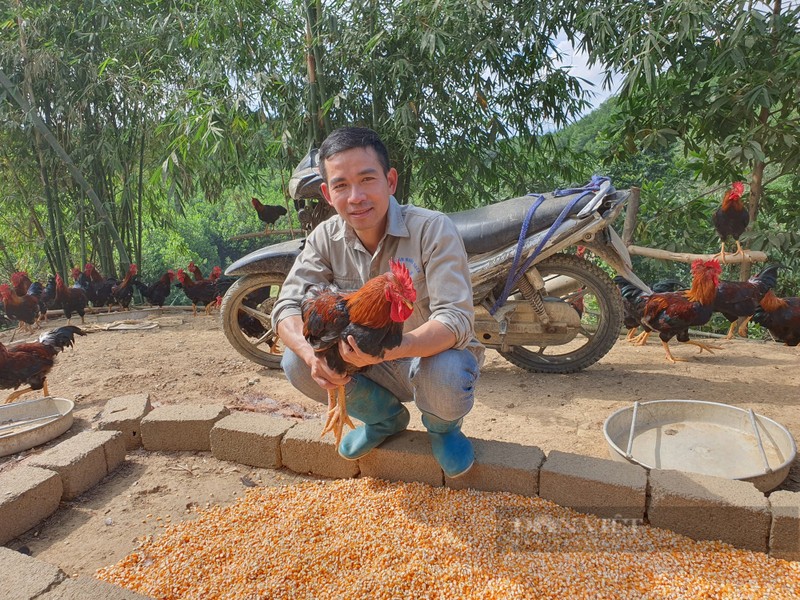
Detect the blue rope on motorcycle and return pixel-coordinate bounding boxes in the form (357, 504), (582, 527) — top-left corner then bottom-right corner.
(489, 177), (609, 316)
(553, 174), (611, 197)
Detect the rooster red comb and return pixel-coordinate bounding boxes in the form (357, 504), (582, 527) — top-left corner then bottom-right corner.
(389, 259), (417, 301)
(10, 271), (26, 285)
(731, 181), (745, 198)
(691, 259), (722, 276)
(389, 259), (411, 281)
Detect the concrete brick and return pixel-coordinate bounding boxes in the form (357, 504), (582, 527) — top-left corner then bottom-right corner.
(280, 420), (359, 479)
(141, 404), (229, 452)
(211, 412), (292, 469)
(97, 393), (152, 450)
(769, 490), (800, 561)
(95, 430), (127, 472)
(28, 431), (114, 500)
(0, 546), (66, 600)
(40, 576), (153, 599)
(648, 469), (770, 553)
(0, 467), (63, 545)
(446, 438), (544, 496)
(359, 430), (443, 487)
(539, 450), (647, 520)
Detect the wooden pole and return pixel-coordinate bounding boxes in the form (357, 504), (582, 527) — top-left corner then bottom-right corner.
(621, 187), (640, 246)
(229, 229), (299, 242)
(627, 245), (768, 264)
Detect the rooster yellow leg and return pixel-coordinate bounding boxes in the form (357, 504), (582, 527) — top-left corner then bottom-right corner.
(42, 380), (50, 397)
(662, 341), (688, 364)
(631, 330), (651, 346)
(725, 321), (737, 340)
(737, 316), (753, 337)
(320, 386), (355, 447)
(625, 327), (638, 342)
(681, 340), (724, 355)
(4, 387), (34, 404)
(711, 241), (728, 264)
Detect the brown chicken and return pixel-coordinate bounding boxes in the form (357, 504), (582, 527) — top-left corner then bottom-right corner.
(55, 274), (88, 324)
(11, 271), (33, 296)
(0, 283), (40, 335)
(110, 264), (138, 311)
(176, 268), (218, 315)
(134, 270), (175, 309)
(0, 325), (85, 403)
(84, 262), (117, 308)
(712, 264), (779, 339)
(712, 181), (749, 263)
(622, 259), (723, 363)
(615, 277), (686, 343)
(251, 197), (288, 232)
(751, 291), (800, 346)
(188, 261), (205, 282)
(301, 260), (417, 445)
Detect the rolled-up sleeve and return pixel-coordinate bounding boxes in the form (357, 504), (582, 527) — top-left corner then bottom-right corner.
(418, 214), (475, 350)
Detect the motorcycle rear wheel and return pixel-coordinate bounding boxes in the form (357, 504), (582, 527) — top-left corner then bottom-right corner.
(220, 273), (285, 369)
(497, 253), (623, 374)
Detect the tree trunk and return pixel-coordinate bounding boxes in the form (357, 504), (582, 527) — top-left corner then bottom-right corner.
(0, 69), (131, 269)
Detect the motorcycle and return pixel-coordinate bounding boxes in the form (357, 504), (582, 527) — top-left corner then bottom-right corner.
(220, 150), (649, 374)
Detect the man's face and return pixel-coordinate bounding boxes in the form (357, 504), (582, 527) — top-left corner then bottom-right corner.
(320, 146), (398, 242)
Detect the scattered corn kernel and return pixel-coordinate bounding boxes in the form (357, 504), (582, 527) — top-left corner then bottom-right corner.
(96, 478), (799, 599)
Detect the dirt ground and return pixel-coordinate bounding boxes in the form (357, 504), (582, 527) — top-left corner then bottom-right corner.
(1, 308), (799, 578)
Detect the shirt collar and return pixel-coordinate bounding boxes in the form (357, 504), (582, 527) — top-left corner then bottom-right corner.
(333, 195), (410, 243)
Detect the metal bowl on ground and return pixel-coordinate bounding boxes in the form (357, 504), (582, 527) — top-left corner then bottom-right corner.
(604, 399), (797, 493)
(0, 397), (75, 458)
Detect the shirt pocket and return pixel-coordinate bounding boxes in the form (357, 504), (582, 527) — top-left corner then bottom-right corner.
(411, 275), (428, 307)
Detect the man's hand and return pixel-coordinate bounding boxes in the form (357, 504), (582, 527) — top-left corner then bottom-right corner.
(309, 353), (350, 391)
(339, 335), (383, 369)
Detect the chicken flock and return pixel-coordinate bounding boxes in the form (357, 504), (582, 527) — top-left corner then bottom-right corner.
(0, 261), (235, 404)
(614, 182), (800, 362)
(1, 183), (798, 408)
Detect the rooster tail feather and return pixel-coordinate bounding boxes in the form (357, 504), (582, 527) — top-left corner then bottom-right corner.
(39, 326), (86, 351)
(752, 264), (780, 292)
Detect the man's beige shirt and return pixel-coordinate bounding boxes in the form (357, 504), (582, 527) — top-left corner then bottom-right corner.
(272, 196), (481, 354)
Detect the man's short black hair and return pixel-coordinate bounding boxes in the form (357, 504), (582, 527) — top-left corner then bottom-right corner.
(318, 127), (390, 182)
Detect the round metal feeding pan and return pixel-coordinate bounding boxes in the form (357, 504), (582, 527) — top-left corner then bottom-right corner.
(0, 397), (75, 458)
(604, 399), (797, 493)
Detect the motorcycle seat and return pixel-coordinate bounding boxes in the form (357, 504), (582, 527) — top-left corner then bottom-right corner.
(447, 190), (597, 255)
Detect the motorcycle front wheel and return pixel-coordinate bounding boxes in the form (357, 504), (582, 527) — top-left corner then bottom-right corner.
(497, 253), (623, 374)
(220, 273), (285, 369)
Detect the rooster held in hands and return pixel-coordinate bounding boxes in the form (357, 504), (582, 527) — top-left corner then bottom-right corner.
(712, 181), (749, 263)
(301, 259), (417, 445)
(622, 259), (723, 363)
(0, 325), (85, 403)
(713, 264), (780, 339)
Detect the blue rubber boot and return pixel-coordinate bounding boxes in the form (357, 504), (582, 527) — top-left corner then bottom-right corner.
(338, 375), (410, 460)
(421, 412), (475, 478)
